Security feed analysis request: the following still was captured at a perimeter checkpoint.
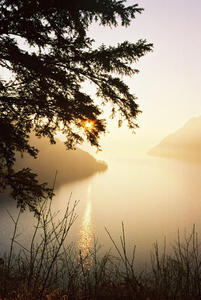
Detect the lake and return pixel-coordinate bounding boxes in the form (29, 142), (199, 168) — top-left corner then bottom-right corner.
(1, 154), (201, 264)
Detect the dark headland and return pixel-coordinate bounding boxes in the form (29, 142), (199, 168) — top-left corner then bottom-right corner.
(15, 135), (107, 187)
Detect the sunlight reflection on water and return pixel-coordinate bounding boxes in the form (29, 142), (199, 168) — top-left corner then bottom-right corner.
(2, 155), (201, 264)
(78, 184), (94, 263)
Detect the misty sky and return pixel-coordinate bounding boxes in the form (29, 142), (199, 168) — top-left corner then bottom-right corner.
(85, 0), (201, 160)
(1, 0), (201, 161)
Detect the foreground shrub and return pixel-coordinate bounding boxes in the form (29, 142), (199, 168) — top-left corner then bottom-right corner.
(1, 198), (201, 299)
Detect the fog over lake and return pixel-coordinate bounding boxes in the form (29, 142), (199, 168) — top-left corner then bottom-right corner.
(1, 154), (201, 265)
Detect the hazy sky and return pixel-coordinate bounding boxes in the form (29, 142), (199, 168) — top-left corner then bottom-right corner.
(85, 0), (201, 160)
(2, 1), (201, 161)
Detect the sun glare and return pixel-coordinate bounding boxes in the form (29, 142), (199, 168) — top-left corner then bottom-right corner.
(83, 120), (94, 131)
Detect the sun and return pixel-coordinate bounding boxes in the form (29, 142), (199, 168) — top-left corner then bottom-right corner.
(83, 120), (94, 131)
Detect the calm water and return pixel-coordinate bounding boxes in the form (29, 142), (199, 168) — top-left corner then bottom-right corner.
(1, 154), (201, 262)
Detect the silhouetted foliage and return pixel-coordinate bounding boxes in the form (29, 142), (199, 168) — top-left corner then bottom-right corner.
(0, 0), (153, 211)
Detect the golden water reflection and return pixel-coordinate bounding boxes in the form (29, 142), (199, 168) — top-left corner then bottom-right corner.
(78, 184), (94, 263)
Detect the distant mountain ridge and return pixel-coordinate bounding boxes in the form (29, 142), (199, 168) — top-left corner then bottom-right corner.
(149, 116), (201, 163)
(15, 135), (107, 187)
